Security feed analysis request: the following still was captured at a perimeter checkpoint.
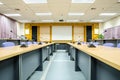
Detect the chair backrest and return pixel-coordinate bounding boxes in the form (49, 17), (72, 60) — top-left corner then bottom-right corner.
(2, 42), (15, 47)
(117, 43), (120, 48)
(103, 43), (114, 47)
(93, 42), (100, 45)
(20, 42), (26, 45)
(27, 41), (32, 45)
(33, 42), (37, 44)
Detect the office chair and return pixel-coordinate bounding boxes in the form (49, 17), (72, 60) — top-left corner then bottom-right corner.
(27, 41), (32, 45)
(93, 42), (100, 45)
(103, 43), (114, 47)
(117, 43), (120, 48)
(2, 42), (15, 47)
(20, 42), (26, 45)
(33, 42), (37, 44)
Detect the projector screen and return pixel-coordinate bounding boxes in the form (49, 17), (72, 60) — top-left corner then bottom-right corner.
(52, 26), (72, 40)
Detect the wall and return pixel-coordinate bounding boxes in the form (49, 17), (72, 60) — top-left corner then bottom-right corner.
(74, 25), (84, 41)
(24, 23), (99, 42)
(99, 16), (120, 34)
(0, 14), (17, 39)
(40, 26), (50, 41)
(17, 23), (25, 38)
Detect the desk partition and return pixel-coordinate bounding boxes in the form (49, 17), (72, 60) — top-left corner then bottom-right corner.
(0, 57), (17, 80)
(0, 43), (54, 80)
(68, 43), (120, 80)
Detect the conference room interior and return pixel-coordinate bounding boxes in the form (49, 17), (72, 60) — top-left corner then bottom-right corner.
(0, 0), (120, 80)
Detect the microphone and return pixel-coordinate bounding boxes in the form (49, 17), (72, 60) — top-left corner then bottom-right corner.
(77, 41), (81, 45)
(87, 40), (96, 48)
(20, 44), (28, 48)
(38, 41), (43, 45)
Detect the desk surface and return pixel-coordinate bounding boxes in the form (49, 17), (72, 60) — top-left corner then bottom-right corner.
(68, 43), (120, 71)
(0, 43), (53, 61)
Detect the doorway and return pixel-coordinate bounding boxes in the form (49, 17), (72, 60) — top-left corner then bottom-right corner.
(86, 26), (92, 42)
(32, 26), (37, 41)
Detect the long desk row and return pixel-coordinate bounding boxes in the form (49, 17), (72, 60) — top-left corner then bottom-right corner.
(68, 43), (120, 80)
(0, 43), (55, 80)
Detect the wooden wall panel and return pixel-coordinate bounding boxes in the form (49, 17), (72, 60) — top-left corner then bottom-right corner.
(74, 26), (84, 41)
(24, 24), (32, 40)
(93, 24), (99, 40)
(40, 26), (50, 42)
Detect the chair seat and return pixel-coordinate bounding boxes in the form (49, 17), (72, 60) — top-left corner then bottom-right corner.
(2, 42), (15, 47)
(103, 43), (114, 47)
(27, 42), (32, 45)
(117, 43), (120, 48)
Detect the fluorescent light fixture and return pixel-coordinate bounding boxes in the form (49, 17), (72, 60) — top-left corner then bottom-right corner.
(0, 2), (3, 4)
(35, 13), (52, 16)
(90, 20), (103, 22)
(72, 0), (95, 3)
(99, 13), (117, 16)
(42, 20), (54, 22)
(67, 20), (79, 22)
(68, 13), (84, 16)
(23, 0), (47, 4)
(4, 14), (21, 16)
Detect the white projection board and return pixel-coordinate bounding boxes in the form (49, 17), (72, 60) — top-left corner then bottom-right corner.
(52, 26), (72, 40)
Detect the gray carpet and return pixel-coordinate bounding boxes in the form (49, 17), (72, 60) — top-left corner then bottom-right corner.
(29, 50), (86, 80)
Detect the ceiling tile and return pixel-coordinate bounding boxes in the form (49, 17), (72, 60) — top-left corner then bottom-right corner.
(0, 0), (119, 22)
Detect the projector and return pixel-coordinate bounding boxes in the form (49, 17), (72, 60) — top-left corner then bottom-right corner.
(59, 19), (64, 22)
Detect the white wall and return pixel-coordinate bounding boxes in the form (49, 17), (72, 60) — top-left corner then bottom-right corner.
(99, 16), (120, 34)
(17, 22), (25, 37)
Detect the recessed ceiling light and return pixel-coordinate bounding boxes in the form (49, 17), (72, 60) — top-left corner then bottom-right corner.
(35, 13), (52, 16)
(90, 20), (103, 22)
(4, 14), (21, 16)
(67, 20), (79, 22)
(23, 0), (47, 4)
(0, 2), (3, 4)
(42, 20), (54, 22)
(72, 0), (95, 3)
(99, 13), (117, 16)
(118, 0), (120, 2)
(68, 13), (84, 16)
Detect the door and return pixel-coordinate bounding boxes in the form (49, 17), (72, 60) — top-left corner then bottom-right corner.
(32, 26), (37, 41)
(86, 26), (92, 42)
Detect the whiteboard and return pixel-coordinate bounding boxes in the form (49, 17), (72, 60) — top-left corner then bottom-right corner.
(52, 26), (72, 40)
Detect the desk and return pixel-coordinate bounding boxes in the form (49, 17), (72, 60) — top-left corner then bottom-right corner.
(68, 43), (120, 80)
(0, 43), (54, 80)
